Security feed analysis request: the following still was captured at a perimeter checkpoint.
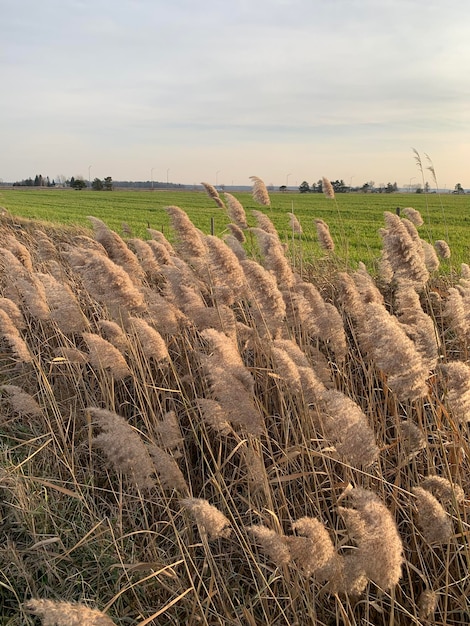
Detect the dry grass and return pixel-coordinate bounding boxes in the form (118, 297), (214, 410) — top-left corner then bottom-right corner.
(0, 188), (469, 626)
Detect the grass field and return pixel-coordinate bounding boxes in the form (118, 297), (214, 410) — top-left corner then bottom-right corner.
(1, 188), (469, 269)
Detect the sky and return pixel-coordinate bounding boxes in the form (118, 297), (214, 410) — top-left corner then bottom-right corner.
(2, 0), (470, 189)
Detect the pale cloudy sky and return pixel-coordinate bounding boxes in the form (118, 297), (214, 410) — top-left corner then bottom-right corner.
(2, 0), (470, 188)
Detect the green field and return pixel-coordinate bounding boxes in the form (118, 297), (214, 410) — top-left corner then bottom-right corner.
(1, 188), (469, 269)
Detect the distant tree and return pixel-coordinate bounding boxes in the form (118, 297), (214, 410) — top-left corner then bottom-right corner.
(454, 183), (464, 194)
(92, 178), (103, 191)
(279, 185), (287, 192)
(299, 181), (310, 193)
(312, 179), (322, 193)
(69, 176), (75, 188)
(385, 182), (395, 193)
(103, 176), (113, 191)
(424, 181), (430, 193)
(331, 179), (346, 193)
(71, 177), (87, 190)
(415, 185), (423, 193)
(361, 182), (371, 193)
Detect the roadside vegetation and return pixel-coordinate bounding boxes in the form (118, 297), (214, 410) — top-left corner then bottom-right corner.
(0, 181), (469, 625)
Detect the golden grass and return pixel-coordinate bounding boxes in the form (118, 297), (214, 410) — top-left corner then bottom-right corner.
(0, 190), (469, 626)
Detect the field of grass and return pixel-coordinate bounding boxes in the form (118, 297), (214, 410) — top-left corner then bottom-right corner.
(0, 189), (470, 625)
(1, 188), (469, 269)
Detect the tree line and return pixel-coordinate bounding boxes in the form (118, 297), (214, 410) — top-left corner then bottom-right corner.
(12, 174), (113, 191)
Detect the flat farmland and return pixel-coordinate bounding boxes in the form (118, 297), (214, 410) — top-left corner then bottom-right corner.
(0, 188), (469, 269)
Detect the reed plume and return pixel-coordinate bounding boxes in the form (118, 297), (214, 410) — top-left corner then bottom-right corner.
(241, 259), (286, 337)
(395, 285), (439, 372)
(412, 486), (453, 544)
(438, 361), (470, 423)
(320, 389), (379, 468)
(418, 590), (438, 621)
(53, 346), (88, 364)
(251, 209), (278, 235)
(434, 239), (451, 259)
(126, 316), (169, 363)
(402, 207), (424, 226)
(65, 247), (145, 314)
(420, 476), (465, 505)
(127, 238), (163, 279)
(182, 498), (231, 540)
(147, 228), (175, 254)
(149, 445), (188, 492)
(314, 218), (335, 251)
(398, 420), (427, 458)
(380, 212), (429, 288)
(24, 598), (116, 625)
(0, 297), (26, 330)
(421, 239), (440, 272)
(270, 346), (302, 395)
(288, 212), (302, 234)
(0, 248), (50, 320)
(155, 410), (184, 451)
(287, 517), (336, 579)
(251, 228), (296, 289)
(201, 182), (225, 209)
(37, 272), (87, 333)
(249, 176), (271, 207)
(4, 234), (34, 271)
(165, 205), (207, 259)
(204, 234), (246, 305)
(1, 384), (42, 417)
(146, 239), (173, 265)
(363, 302), (428, 401)
(248, 525), (291, 567)
(96, 319), (129, 353)
(322, 177), (335, 199)
(296, 280), (347, 360)
(338, 488), (403, 590)
(196, 398), (232, 435)
(82, 332), (131, 380)
(0, 308), (32, 362)
(89, 407), (156, 490)
(87, 216), (145, 282)
(223, 192), (248, 228)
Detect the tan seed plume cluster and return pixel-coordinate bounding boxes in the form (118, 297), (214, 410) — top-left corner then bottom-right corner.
(89, 407), (156, 490)
(322, 177), (335, 199)
(249, 176), (271, 207)
(223, 192), (248, 228)
(434, 239), (451, 259)
(24, 598), (116, 625)
(314, 218), (335, 251)
(201, 182), (225, 209)
(182, 498), (231, 540)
